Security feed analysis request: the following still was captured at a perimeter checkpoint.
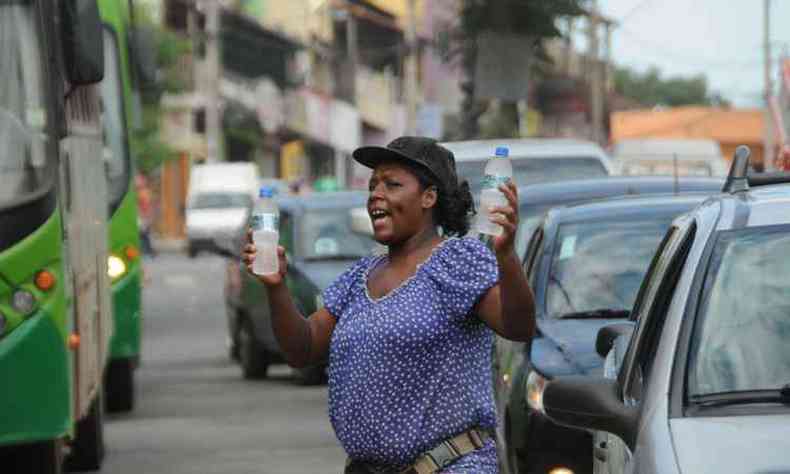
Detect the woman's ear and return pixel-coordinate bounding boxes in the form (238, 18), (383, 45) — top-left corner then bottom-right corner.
(421, 185), (438, 209)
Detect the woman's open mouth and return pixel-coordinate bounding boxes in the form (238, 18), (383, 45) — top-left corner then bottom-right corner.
(369, 209), (391, 226)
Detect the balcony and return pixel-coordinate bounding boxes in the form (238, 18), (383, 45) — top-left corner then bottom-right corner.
(355, 66), (396, 130)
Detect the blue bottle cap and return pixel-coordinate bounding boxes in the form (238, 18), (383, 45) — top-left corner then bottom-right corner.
(259, 186), (275, 198)
(495, 147), (509, 157)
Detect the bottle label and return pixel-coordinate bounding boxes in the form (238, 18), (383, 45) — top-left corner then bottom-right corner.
(250, 213), (279, 231)
(481, 174), (511, 190)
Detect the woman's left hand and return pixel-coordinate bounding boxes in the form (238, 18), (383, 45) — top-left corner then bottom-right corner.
(489, 182), (519, 258)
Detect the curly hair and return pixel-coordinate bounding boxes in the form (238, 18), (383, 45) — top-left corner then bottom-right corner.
(403, 161), (476, 237)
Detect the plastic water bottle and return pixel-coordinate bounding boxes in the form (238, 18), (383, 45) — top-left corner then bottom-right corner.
(251, 186), (279, 275)
(475, 146), (512, 237)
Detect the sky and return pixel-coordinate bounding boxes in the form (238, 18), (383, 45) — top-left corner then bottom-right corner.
(598, 0), (790, 108)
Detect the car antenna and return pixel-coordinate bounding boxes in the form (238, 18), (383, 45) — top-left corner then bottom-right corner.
(722, 145), (751, 194)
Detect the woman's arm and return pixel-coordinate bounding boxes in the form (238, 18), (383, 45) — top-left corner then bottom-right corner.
(242, 239), (336, 368)
(475, 183), (536, 342)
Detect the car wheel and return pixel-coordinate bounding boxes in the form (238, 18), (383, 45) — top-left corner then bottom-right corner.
(1, 439), (65, 474)
(64, 393), (104, 471)
(105, 358), (135, 413)
(292, 365), (326, 386)
(238, 320), (269, 379)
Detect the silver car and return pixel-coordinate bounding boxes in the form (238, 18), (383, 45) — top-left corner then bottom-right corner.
(541, 149), (790, 474)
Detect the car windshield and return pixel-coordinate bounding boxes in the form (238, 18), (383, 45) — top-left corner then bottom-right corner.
(191, 192), (252, 210)
(457, 157), (607, 195)
(300, 209), (377, 260)
(688, 226), (790, 396)
(0, 5), (52, 210)
(547, 216), (675, 318)
(99, 28), (131, 214)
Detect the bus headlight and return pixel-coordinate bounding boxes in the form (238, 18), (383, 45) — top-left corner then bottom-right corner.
(11, 290), (36, 314)
(107, 255), (127, 279)
(526, 370), (548, 413)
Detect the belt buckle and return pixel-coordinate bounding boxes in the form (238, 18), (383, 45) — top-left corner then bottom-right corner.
(427, 441), (457, 470)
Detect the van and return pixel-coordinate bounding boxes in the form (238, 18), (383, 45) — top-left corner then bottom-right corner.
(186, 162), (259, 257)
(612, 138), (729, 177)
(440, 138), (613, 195)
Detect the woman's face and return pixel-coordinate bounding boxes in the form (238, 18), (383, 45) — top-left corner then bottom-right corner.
(367, 162), (436, 245)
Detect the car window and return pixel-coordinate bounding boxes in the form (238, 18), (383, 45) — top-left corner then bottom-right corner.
(299, 209), (377, 260)
(545, 216), (676, 319)
(687, 225), (790, 396)
(457, 157), (608, 195)
(621, 223), (696, 402)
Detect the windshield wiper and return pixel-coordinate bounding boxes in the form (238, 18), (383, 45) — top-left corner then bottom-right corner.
(559, 308), (630, 319)
(689, 385), (790, 408)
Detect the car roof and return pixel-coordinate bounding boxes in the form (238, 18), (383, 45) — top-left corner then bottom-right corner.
(612, 138), (724, 160)
(545, 193), (708, 225)
(711, 183), (790, 230)
(516, 176), (723, 206)
(440, 138), (610, 162)
(276, 190), (367, 212)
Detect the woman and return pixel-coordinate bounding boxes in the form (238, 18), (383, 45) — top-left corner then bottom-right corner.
(242, 136), (536, 473)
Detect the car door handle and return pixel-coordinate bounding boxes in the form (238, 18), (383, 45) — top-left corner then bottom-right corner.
(594, 441), (608, 462)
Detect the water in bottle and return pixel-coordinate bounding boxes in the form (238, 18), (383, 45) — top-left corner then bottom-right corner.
(475, 146), (513, 237)
(251, 186), (279, 275)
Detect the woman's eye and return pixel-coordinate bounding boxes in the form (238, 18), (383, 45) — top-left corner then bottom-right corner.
(386, 181), (400, 188)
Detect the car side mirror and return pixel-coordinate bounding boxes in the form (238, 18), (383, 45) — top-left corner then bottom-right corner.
(128, 26), (158, 87)
(60, 0), (105, 85)
(596, 322), (635, 358)
(543, 376), (638, 450)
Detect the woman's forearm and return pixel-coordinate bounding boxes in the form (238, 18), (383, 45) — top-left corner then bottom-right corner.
(264, 282), (313, 368)
(496, 250), (536, 341)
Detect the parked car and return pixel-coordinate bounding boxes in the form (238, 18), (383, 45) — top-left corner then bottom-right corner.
(220, 191), (377, 384)
(513, 176), (725, 259)
(440, 138), (614, 196)
(611, 138), (729, 177)
(498, 193), (710, 474)
(186, 162), (259, 257)
(542, 150), (790, 474)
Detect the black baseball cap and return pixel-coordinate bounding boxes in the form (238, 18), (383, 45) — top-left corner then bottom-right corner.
(352, 136), (458, 189)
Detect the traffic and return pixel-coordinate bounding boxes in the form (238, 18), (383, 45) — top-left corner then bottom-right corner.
(1, 1), (790, 474)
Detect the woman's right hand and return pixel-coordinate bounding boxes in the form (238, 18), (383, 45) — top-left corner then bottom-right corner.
(242, 228), (288, 286)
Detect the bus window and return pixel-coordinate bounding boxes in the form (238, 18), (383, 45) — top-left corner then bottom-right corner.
(99, 28), (130, 215)
(0, 5), (51, 209)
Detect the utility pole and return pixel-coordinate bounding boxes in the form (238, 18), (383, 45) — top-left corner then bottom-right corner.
(588, 2), (604, 146)
(764, 0), (775, 170)
(405, 0), (419, 135)
(203, 0), (222, 163)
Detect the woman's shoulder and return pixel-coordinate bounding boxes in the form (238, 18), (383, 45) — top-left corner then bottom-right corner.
(437, 236), (495, 260)
(427, 236), (498, 277)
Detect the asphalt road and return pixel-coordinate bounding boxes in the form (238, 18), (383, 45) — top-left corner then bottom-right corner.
(93, 253), (346, 474)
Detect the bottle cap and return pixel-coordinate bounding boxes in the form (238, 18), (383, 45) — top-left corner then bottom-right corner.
(495, 147), (509, 158)
(259, 186), (275, 198)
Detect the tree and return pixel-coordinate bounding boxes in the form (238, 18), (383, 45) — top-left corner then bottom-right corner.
(613, 65), (730, 108)
(453, 0), (588, 139)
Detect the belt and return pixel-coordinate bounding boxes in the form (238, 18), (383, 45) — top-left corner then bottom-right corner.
(345, 428), (491, 474)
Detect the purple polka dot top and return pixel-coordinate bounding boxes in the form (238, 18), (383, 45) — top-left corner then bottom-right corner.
(322, 237), (500, 472)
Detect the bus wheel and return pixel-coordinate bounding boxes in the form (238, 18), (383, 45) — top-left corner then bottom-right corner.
(239, 320), (269, 379)
(0, 439), (64, 474)
(105, 358), (135, 413)
(64, 393), (105, 471)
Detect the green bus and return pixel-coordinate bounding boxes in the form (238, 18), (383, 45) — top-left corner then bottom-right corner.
(97, 0), (149, 414)
(0, 1), (111, 472)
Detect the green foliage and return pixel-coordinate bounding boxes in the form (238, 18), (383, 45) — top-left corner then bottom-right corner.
(132, 104), (178, 176)
(613, 66), (730, 108)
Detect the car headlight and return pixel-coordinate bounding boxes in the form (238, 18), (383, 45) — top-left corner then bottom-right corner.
(107, 255), (127, 279)
(11, 289), (36, 314)
(526, 370), (548, 413)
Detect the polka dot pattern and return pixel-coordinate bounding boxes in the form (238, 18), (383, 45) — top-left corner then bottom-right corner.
(322, 237), (500, 472)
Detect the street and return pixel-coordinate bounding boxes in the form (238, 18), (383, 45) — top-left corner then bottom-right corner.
(93, 253), (346, 474)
